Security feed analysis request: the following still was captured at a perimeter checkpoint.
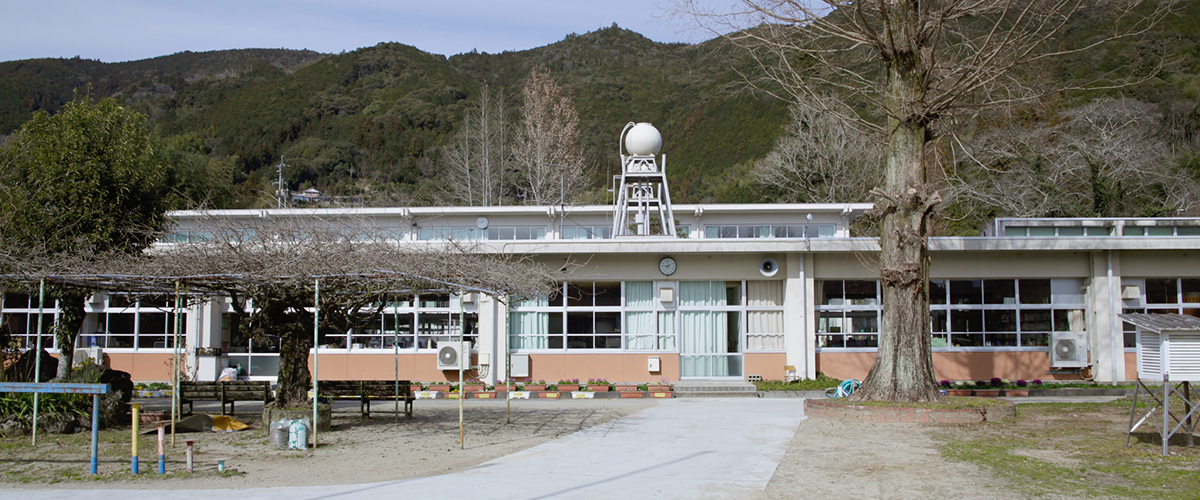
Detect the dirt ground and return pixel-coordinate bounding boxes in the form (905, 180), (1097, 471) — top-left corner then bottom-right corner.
(0, 399), (644, 489)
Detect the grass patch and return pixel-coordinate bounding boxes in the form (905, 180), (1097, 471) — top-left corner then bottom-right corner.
(754, 375), (842, 391)
(933, 398), (1200, 499)
(819, 396), (1012, 410)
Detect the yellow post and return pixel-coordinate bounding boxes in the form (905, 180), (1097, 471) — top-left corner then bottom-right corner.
(131, 403), (140, 474)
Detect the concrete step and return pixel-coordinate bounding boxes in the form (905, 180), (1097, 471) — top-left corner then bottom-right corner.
(672, 381), (759, 398)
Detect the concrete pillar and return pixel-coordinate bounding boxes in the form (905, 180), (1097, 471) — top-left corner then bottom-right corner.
(784, 252), (811, 379)
(1089, 251), (1126, 383)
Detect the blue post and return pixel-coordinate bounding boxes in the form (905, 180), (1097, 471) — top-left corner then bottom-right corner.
(90, 394), (99, 474)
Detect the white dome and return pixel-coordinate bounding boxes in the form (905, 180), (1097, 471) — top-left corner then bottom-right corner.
(625, 123), (662, 156)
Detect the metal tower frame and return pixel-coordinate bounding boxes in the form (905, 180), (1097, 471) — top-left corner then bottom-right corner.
(611, 122), (676, 237)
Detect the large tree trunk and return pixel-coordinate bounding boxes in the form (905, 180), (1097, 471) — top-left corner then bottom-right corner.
(275, 329), (313, 408)
(850, 0), (940, 402)
(54, 291), (88, 380)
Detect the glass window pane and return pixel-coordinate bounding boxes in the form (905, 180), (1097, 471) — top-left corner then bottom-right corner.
(1177, 226), (1200, 236)
(951, 333), (983, 347)
(625, 281), (653, 308)
(594, 282), (622, 306)
(1020, 279), (1052, 304)
(705, 226), (718, 238)
(984, 280), (1015, 304)
(949, 309), (983, 332)
(595, 312), (621, 334)
(950, 280), (982, 305)
(845, 334), (877, 347)
(1057, 227), (1084, 236)
(1051, 279), (1086, 305)
(846, 311), (878, 333)
(567, 312), (592, 334)
(1147, 227), (1174, 236)
(845, 281), (877, 305)
(988, 333), (1018, 346)
(929, 280), (947, 305)
(931, 310), (947, 333)
(984, 310), (1016, 332)
(819, 335), (845, 348)
(1022, 333), (1049, 347)
(1086, 227), (1112, 236)
(1054, 309), (1086, 332)
(567, 283), (591, 307)
(1019, 310), (1051, 333)
(1029, 227), (1055, 236)
(818, 224), (836, 237)
(818, 311), (843, 333)
(820, 281), (844, 306)
(725, 282), (742, 306)
(1004, 227), (1028, 237)
(1146, 278), (1176, 304)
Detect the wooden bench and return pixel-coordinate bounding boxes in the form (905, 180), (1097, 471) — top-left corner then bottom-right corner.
(179, 381), (273, 415)
(318, 380), (414, 419)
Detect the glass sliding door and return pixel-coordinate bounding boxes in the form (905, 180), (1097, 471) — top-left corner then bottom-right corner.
(679, 281), (742, 378)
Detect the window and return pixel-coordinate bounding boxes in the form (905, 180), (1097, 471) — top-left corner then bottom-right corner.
(625, 281), (676, 350)
(929, 278), (1083, 348)
(418, 226), (546, 241)
(704, 224), (832, 239)
(816, 281), (880, 348)
(1122, 278), (1200, 347)
(745, 281), (785, 350)
(77, 295), (179, 350)
(563, 226), (612, 239)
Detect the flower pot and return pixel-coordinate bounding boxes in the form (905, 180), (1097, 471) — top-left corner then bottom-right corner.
(946, 389), (972, 396)
(463, 384), (484, 392)
(1004, 389), (1029, 397)
(571, 391), (594, 399)
(648, 385), (671, 392)
(587, 384), (611, 392)
(474, 391), (496, 399)
(557, 384), (581, 392)
(494, 384), (514, 392)
(409, 385), (423, 393)
(538, 391), (561, 399)
(619, 391), (645, 399)
(444, 392), (461, 399)
(615, 385), (639, 392)
(524, 384), (546, 392)
(973, 389), (1000, 397)
(429, 384), (451, 392)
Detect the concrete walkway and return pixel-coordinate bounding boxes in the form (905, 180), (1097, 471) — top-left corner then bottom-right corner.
(6, 398), (808, 500)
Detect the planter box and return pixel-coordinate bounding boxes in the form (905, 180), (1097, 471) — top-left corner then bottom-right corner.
(429, 385), (452, 392)
(415, 391), (438, 399)
(650, 391), (672, 398)
(619, 391), (645, 399)
(615, 385), (640, 392)
(524, 385), (547, 392)
(1003, 389), (1030, 397)
(973, 389), (1000, 397)
(463, 385), (484, 392)
(648, 386), (671, 392)
(557, 384), (581, 392)
(537, 391), (561, 399)
(409, 385), (423, 393)
(946, 389), (972, 397)
(508, 391), (531, 400)
(587, 385), (611, 392)
(571, 391), (595, 399)
(474, 391), (496, 399)
(494, 384), (515, 392)
(444, 392), (461, 399)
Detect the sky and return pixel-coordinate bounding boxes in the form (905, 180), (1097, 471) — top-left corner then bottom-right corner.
(0, 1), (730, 63)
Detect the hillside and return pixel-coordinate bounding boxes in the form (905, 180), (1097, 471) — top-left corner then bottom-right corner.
(1, 3), (1198, 222)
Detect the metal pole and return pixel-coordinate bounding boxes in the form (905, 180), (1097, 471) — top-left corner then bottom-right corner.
(505, 298), (511, 425)
(172, 280), (181, 446)
(157, 422), (166, 474)
(394, 301), (400, 421)
(459, 288), (465, 449)
(313, 278), (320, 450)
(32, 278), (44, 446)
(131, 403), (140, 474)
(90, 394), (99, 474)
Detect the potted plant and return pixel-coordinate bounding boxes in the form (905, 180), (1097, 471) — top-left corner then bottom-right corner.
(946, 381), (972, 396)
(973, 379), (1000, 397)
(475, 384), (497, 399)
(463, 379), (485, 392)
(556, 379), (581, 392)
(494, 379), (514, 391)
(1005, 379), (1030, 397)
(410, 380), (425, 393)
(539, 383), (561, 399)
(615, 382), (640, 392)
(587, 378), (612, 392)
(429, 382), (452, 392)
(620, 384), (645, 398)
(524, 379), (547, 392)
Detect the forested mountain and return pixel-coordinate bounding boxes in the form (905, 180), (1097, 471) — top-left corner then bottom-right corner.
(1, 3), (1199, 234)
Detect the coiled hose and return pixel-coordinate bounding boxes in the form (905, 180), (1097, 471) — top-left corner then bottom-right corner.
(824, 379), (861, 399)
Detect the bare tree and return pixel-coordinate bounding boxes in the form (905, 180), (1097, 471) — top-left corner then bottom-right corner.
(511, 68), (587, 205)
(443, 86), (509, 206)
(675, 0), (1172, 401)
(755, 100), (882, 202)
(952, 98), (1200, 219)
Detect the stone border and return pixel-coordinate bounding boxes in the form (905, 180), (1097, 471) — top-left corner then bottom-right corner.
(804, 398), (1016, 424)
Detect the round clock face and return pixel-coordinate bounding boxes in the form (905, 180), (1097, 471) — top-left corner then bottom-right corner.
(475, 217), (489, 229)
(658, 257), (677, 276)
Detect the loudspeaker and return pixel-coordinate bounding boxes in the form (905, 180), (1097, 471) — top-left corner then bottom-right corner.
(759, 258), (779, 277)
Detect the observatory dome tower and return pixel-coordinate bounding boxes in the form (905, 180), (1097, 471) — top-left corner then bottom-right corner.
(612, 122), (676, 237)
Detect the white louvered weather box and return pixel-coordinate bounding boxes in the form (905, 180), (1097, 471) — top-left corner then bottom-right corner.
(1120, 313), (1200, 382)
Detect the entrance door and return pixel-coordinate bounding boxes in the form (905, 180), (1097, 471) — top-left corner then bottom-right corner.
(679, 281), (742, 378)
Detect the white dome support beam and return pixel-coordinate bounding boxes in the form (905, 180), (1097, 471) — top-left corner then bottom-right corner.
(612, 122), (677, 238)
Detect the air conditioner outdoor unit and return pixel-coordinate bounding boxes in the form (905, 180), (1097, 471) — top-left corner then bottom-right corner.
(436, 341), (472, 370)
(72, 346), (105, 366)
(1050, 331), (1088, 368)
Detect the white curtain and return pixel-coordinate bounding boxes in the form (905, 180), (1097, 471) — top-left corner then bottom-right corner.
(626, 311), (655, 349)
(626, 281), (652, 307)
(747, 281), (783, 307)
(509, 312), (548, 349)
(658, 311), (676, 350)
(680, 281), (728, 376)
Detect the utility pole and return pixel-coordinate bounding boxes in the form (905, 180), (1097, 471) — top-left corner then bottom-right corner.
(275, 157), (289, 209)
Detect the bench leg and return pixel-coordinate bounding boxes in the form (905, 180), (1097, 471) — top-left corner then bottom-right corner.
(406, 399), (413, 419)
